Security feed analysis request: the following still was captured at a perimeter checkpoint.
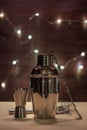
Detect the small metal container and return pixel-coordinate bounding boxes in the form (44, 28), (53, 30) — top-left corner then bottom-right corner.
(13, 88), (28, 119)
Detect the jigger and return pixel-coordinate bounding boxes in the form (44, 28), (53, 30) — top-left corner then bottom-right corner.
(13, 88), (28, 119)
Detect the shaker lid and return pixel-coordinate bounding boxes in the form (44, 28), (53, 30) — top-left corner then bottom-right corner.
(37, 54), (50, 66)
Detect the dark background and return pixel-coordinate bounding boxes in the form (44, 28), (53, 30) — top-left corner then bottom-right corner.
(0, 0), (87, 101)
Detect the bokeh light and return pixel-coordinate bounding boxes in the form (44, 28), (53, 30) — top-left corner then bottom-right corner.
(34, 49), (39, 54)
(35, 13), (40, 16)
(28, 35), (32, 40)
(56, 19), (62, 24)
(0, 12), (5, 18)
(1, 82), (6, 88)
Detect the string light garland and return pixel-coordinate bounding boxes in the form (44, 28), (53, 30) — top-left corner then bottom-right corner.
(0, 10), (87, 88)
(1, 11), (87, 42)
(54, 51), (86, 71)
(29, 12), (40, 20)
(0, 50), (86, 88)
(29, 12), (87, 26)
(1, 11), (87, 29)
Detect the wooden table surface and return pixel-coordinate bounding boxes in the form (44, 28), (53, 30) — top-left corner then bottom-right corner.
(0, 102), (87, 130)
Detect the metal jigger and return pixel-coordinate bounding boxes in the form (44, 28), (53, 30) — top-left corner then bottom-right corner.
(13, 88), (28, 119)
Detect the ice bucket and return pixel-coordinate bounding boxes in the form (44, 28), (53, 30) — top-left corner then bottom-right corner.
(30, 54), (59, 119)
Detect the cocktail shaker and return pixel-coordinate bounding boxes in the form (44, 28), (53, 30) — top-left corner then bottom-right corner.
(30, 53), (59, 119)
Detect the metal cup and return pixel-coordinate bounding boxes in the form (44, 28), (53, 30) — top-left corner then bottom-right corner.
(13, 88), (28, 119)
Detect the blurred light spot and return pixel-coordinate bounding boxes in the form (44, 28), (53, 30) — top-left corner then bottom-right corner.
(60, 65), (65, 70)
(83, 19), (87, 29)
(56, 19), (62, 24)
(78, 65), (84, 70)
(84, 19), (87, 24)
(1, 82), (6, 88)
(54, 63), (58, 68)
(28, 35), (32, 39)
(35, 13), (40, 16)
(80, 52), (85, 57)
(0, 12), (5, 18)
(16, 29), (22, 37)
(34, 49), (39, 54)
(12, 60), (18, 65)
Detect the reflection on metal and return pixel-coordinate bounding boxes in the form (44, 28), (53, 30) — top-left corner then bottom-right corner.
(30, 54), (59, 119)
(13, 88), (28, 119)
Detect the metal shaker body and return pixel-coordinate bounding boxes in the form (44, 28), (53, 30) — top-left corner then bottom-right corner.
(30, 54), (59, 119)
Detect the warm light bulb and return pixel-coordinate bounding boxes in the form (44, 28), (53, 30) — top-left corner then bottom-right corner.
(35, 13), (40, 16)
(84, 19), (87, 24)
(1, 82), (6, 88)
(16, 29), (22, 38)
(12, 60), (18, 65)
(17, 29), (21, 35)
(28, 35), (32, 39)
(60, 65), (65, 70)
(80, 52), (85, 57)
(56, 19), (62, 24)
(78, 65), (84, 70)
(34, 49), (39, 54)
(0, 12), (5, 18)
